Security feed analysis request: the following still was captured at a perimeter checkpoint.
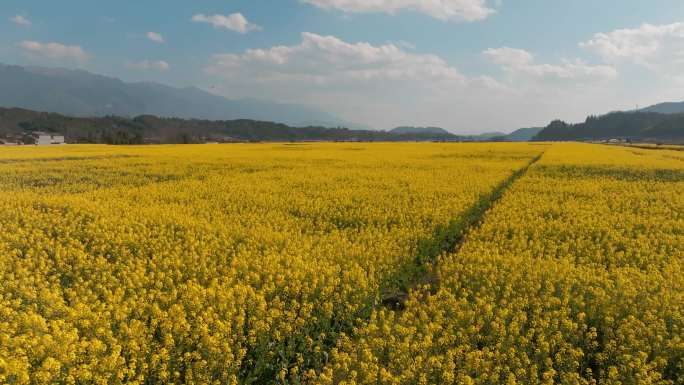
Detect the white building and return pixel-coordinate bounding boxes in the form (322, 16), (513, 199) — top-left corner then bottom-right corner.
(32, 132), (65, 145)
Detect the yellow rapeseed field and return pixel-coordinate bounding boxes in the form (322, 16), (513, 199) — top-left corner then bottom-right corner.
(318, 143), (684, 385)
(0, 143), (545, 384)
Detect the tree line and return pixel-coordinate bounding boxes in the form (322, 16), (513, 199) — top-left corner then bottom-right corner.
(0, 107), (460, 144)
(534, 111), (684, 142)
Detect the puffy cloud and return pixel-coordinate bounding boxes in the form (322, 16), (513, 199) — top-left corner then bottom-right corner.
(19, 41), (89, 63)
(146, 32), (165, 43)
(11, 15), (31, 26)
(203, 33), (628, 130)
(207, 32), (464, 85)
(300, 0), (495, 22)
(580, 22), (684, 72)
(204, 32), (510, 129)
(125, 60), (170, 71)
(484, 47), (617, 81)
(192, 13), (261, 33)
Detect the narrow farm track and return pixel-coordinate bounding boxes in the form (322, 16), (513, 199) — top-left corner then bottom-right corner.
(234, 148), (550, 384)
(380, 151), (547, 311)
(275, 150), (550, 384)
(303, 151), (547, 383)
(237, 149), (550, 384)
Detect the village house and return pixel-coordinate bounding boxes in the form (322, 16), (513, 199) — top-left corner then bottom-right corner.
(31, 132), (66, 145)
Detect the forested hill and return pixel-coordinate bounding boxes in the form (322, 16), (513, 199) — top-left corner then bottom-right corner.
(534, 111), (684, 142)
(0, 107), (460, 144)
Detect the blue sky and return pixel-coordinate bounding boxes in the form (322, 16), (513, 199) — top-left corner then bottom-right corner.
(2, 0), (684, 132)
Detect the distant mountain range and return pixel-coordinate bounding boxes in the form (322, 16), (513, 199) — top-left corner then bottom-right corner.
(390, 101), (684, 143)
(389, 127), (542, 142)
(0, 63), (362, 129)
(6, 61), (682, 143)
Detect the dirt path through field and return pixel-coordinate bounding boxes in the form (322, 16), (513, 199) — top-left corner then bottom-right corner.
(380, 150), (547, 310)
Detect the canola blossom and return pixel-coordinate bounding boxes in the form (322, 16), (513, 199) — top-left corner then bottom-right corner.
(318, 143), (684, 385)
(0, 143), (544, 384)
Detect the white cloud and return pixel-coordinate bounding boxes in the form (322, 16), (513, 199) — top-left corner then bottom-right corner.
(204, 32), (512, 129)
(202, 33), (636, 131)
(11, 15), (31, 26)
(19, 41), (89, 63)
(207, 32), (464, 85)
(484, 47), (617, 81)
(125, 60), (170, 71)
(300, 0), (495, 22)
(580, 22), (684, 73)
(146, 32), (165, 43)
(192, 13), (261, 33)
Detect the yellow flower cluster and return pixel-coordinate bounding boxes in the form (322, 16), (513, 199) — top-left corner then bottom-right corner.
(0, 143), (542, 384)
(318, 143), (684, 385)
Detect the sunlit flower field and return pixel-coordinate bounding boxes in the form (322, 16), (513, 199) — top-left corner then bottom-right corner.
(1, 143), (682, 384)
(319, 144), (684, 385)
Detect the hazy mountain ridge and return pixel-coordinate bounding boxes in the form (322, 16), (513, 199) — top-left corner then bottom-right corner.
(389, 127), (534, 141)
(0, 63), (360, 128)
